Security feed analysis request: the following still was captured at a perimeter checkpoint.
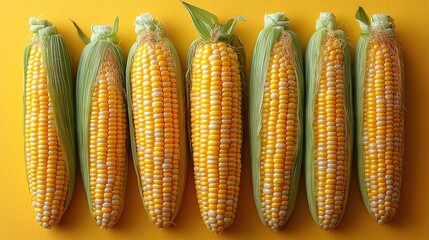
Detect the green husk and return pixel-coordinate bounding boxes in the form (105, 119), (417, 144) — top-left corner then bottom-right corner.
(74, 17), (127, 227)
(23, 18), (77, 222)
(182, 1), (246, 233)
(125, 13), (188, 226)
(249, 12), (304, 230)
(304, 12), (353, 229)
(354, 7), (404, 224)
(354, 7), (370, 214)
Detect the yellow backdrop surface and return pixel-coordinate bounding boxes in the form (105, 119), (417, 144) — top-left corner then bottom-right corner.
(0, 0), (428, 239)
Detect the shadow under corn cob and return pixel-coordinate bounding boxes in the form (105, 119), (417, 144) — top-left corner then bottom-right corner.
(73, 17), (128, 229)
(354, 7), (404, 224)
(182, 1), (246, 234)
(126, 13), (188, 228)
(23, 18), (76, 229)
(249, 12), (304, 231)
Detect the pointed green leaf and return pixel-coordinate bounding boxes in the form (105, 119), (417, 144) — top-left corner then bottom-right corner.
(181, 1), (219, 40)
(220, 15), (246, 35)
(355, 6), (370, 33)
(109, 15), (119, 38)
(70, 19), (90, 44)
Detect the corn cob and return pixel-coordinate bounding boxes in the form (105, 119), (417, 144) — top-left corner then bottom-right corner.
(125, 13), (187, 228)
(182, 1), (246, 234)
(249, 13), (304, 231)
(74, 17), (127, 229)
(305, 13), (353, 230)
(355, 7), (404, 224)
(23, 18), (76, 229)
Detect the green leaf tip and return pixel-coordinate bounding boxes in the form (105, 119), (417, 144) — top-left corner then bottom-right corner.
(355, 6), (370, 33)
(181, 1), (244, 41)
(70, 19), (90, 44)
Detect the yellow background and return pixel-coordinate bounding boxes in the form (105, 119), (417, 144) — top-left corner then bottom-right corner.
(0, 0), (428, 239)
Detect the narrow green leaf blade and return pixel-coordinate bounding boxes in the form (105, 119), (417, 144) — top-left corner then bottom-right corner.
(70, 19), (90, 44)
(220, 15), (246, 35)
(355, 7), (370, 33)
(181, 1), (219, 40)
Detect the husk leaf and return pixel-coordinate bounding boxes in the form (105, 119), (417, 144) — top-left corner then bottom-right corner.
(181, 1), (245, 41)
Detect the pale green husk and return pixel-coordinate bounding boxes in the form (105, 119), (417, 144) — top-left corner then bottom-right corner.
(23, 18), (77, 218)
(125, 13), (188, 226)
(354, 7), (404, 223)
(74, 17), (127, 226)
(182, 1), (246, 233)
(249, 12), (304, 230)
(304, 12), (353, 229)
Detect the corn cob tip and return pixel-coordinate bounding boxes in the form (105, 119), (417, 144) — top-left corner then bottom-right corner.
(316, 12), (337, 30)
(89, 17), (119, 43)
(264, 12), (290, 29)
(370, 14), (395, 34)
(29, 17), (54, 34)
(90, 25), (116, 42)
